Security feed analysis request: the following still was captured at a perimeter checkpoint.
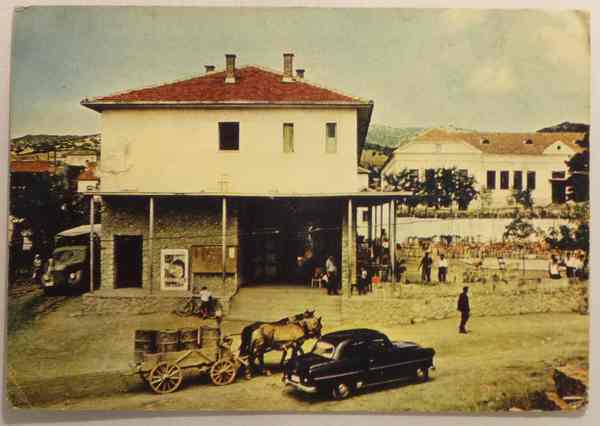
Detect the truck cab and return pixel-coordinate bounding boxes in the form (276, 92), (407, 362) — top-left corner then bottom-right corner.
(41, 225), (101, 294)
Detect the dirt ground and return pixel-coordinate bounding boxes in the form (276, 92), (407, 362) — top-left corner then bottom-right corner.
(6, 286), (589, 412)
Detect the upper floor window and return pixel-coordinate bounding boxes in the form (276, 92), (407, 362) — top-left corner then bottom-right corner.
(486, 170), (496, 190)
(500, 171), (509, 190)
(552, 171), (566, 179)
(326, 123), (337, 153)
(513, 171), (523, 190)
(219, 122), (239, 151)
(283, 123), (294, 153)
(409, 169), (419, 181)
(527, 171), (536, 190)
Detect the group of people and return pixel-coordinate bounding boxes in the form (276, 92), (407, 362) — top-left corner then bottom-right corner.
(548, 252), (587, 280)
(418, 252), (450, 283)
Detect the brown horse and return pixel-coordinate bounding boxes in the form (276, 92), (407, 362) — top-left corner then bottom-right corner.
(248, 316), (323, 376)
(239, 309), (315, 357)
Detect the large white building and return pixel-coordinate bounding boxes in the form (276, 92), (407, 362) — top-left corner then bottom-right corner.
(381, 128), (585, 209)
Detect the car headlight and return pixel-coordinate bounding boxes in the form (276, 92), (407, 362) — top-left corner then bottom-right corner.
(68, 270), (82, 284)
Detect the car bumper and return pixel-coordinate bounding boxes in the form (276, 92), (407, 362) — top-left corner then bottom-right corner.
(283, 377), (318, 394)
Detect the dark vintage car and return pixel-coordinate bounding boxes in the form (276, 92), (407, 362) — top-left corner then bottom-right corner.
(283, 328), (435, 399)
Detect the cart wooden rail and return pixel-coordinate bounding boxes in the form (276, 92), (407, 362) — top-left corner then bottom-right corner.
(133, 328), (249, 394)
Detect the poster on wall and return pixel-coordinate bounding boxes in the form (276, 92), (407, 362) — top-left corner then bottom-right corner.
(160, 249), (189, 291)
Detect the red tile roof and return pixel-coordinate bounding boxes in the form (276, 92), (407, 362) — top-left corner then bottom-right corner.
(413, 128), (585, 156)
(82, 66), (369, 110)
(10, 161), (55, 173)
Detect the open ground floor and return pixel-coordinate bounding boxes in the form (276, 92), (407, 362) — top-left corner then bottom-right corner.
(95, 193), (409, 305)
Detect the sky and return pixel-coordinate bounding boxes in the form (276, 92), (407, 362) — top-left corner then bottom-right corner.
(9, 7), (590, 137)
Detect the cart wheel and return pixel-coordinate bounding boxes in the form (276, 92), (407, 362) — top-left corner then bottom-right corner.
(210, 359), (237, 386)
(149, 362), (183, 394)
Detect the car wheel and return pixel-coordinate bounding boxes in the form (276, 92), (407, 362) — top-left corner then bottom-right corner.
(416, 367), (430, 382)
(331, 382), (352, 400)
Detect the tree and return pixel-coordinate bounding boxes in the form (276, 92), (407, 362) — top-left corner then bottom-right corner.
(546, 223), (589, 252)
(10, 172), (91, 258)
(512, 188), (534, 210)
(453, 170), (479, 210)
(503, 217), (536, 241)
(479, 187), (493, 213)
(367, 166), (383, 190)
(384, 168), (419, 192)
(565, 132), (589, 202)
(386, 167), (479, 211)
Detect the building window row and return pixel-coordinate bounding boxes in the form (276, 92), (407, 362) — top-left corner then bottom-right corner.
(218, 122), (337, 153)
(407, 168), (469, 182)
(486, 170), (536, 191)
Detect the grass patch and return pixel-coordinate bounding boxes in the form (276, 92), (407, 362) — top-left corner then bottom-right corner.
(7, 291), (46, 335)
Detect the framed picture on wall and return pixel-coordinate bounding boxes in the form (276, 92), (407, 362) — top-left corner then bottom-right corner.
(160, 249), (189, 291)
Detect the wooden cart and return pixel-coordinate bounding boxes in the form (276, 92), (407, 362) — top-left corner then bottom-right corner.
(133, 327), (248, 394)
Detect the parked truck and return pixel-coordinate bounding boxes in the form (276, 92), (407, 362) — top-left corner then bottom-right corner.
(41, 224), (101, 295)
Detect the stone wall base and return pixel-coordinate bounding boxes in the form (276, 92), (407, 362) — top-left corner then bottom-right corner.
(341, 281), (588, 325)
(79, 292), (234, 316)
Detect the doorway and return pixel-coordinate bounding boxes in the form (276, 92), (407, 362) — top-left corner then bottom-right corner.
(551, 180), (566, 204)
(114, 235), (143, 288)
(239, 198), (343, 285)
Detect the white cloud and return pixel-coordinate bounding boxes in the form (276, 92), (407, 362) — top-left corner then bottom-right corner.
(536, 12), (589, 71)
(466, 61), (517, 95)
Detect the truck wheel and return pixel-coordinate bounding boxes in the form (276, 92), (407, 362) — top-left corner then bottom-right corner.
(331, 382), (352, 400)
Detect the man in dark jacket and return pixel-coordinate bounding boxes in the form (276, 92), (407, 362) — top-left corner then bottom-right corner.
(457, 286), (470, 334)
(419, 252), (433, 283)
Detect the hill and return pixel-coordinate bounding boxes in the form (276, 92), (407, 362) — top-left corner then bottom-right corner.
(11, 134), (100, 154)
(537, 122), (589, 134)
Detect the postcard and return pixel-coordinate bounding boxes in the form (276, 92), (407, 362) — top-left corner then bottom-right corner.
(6, 6), (589, 413)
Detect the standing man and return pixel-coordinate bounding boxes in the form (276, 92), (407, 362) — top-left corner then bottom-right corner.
(419, 252), (433, 283)
(457, 286), (470, 334)
(437, 254), (449, 283)
(325, 256), (339, 295)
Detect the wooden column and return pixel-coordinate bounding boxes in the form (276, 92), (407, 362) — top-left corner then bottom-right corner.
(390, 200), (396, 284)
(367, 206), (373, 243)
(148, 197), (155, 294)
(379, 202), (384, 239)
(222, 197), (227, 289)
(89, 196), (95, 293)
(373, 205), (378, 242)
(347, 198), (353, 298)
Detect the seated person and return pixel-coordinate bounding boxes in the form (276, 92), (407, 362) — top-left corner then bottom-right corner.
(198, 286), (212, 318)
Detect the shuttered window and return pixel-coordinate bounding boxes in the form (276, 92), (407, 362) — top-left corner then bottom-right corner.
(219, 122), (239, 151)
(527, 171), (536, 190)
(500, 171), (509, 189)
(513, 171), (523, 189)
(326, 123), (337, 153)
(486, 170), (496, 189)
(283, 123), (294, 153)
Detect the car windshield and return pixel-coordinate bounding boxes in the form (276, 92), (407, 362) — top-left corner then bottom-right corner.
(312, 340), (336, 359)
(53, 247), (85, 264)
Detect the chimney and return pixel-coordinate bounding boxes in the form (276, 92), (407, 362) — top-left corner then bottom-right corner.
(295, 69), (305, 81)
(225, 54), (236, 84)
(282, 53), (294, 83)
(205, 65), (215, 74)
